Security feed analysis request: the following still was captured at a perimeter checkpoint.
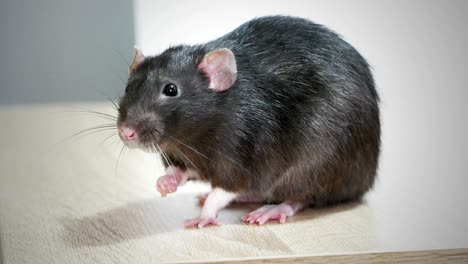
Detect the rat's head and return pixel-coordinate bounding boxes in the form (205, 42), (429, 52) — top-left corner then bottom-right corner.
(117, 47), (237, 151)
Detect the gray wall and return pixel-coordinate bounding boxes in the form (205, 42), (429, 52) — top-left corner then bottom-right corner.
(1, 0), (134, 104)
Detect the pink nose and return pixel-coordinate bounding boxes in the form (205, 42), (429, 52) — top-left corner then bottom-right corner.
(120, 126), (138, 141)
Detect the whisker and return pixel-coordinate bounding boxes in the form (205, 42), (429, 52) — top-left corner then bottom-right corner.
(115, 73), (127, 87)
(212, 147), (244, 168)
(108, 134), (122, 149)
(107, 97), (120, 111)
(101, 132), (119, 145)
(151, 132), (176, 177)
(73, 124), (118, 134)
(115, 144), (125, 176)
(78, 128), (118, 139)
(112, 47), (131, 68)
(156, 128), (245, 169)
(172, 145), (203, 177)
(57, 125), (117, 145)
(152, 129), (214, 162)
(64, 111), (117, 122)
(63, 106), (118, 120)
(151, 124), (246, 174)
(63, 105), (118, 115)
(159, 145), (175, 177)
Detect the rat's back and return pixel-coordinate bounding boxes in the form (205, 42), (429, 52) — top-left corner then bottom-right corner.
(206, 16), (380, 205)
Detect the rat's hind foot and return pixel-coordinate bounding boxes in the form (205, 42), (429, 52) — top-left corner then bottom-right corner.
(241, 201), (305, 225)
(187, 188), (237, 228)
(184, 216), (219, 228)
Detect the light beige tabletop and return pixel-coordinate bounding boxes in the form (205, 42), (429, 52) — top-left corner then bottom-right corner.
(0, 102), (467, 263)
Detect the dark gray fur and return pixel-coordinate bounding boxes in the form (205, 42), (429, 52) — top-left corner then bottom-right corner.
(118, 16), (380, 206)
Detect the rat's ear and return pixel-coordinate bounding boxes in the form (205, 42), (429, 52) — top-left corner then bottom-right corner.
(129, 48), (145, 75)
(198, 48), (237, 92)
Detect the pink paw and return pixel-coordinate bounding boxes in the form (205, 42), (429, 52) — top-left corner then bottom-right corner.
(156, 175), (178, 197)
(184, 216), (219, 228)
(241, 204), (295, 225)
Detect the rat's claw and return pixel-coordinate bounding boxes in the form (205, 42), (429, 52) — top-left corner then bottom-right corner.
(241, 205), (273, 224)
(242, 202), (304, 225)
(184, 217), (219, 228)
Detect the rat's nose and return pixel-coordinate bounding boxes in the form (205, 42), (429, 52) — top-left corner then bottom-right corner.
(119, 126), (138, 141)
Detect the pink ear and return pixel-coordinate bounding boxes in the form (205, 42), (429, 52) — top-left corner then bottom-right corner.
(129, 48), (145, 75)
(198, 48), (237, 92)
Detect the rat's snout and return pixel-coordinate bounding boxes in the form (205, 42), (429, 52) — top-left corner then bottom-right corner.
(119, 126), (138, 142)
(117, 106), (163, 151)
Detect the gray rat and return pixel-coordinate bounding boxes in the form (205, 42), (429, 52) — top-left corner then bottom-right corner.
(117, 16), (380, 227)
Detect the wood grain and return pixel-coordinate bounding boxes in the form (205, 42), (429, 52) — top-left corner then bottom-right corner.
(189, 249), (468, 264)
(0, 103), (467, 263)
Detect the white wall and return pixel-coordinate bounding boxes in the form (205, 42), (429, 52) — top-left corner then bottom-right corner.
(134, 0), (468, 250)
(134, 0), (384, 58)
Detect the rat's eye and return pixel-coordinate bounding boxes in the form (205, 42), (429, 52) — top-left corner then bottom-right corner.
(163, 83), (178, 97)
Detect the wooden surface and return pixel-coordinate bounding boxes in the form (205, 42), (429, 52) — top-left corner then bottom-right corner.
(191, 249), (468, 263)
(1, 103), (468, 263)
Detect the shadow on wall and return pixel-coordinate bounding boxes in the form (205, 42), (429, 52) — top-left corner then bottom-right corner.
(1, 0), (135, 104)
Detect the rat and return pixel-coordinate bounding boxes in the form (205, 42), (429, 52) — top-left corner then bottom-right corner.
(117, 16), (380, 228)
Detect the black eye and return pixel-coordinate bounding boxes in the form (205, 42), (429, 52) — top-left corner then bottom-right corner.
(163, 83), (178, 96)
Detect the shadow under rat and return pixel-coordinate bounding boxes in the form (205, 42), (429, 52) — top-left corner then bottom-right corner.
(60, 193), (364, 248)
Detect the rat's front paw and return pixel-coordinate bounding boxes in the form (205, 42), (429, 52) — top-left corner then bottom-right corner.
(156, 175), (178, 197)
(184, 216), (219, 228)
